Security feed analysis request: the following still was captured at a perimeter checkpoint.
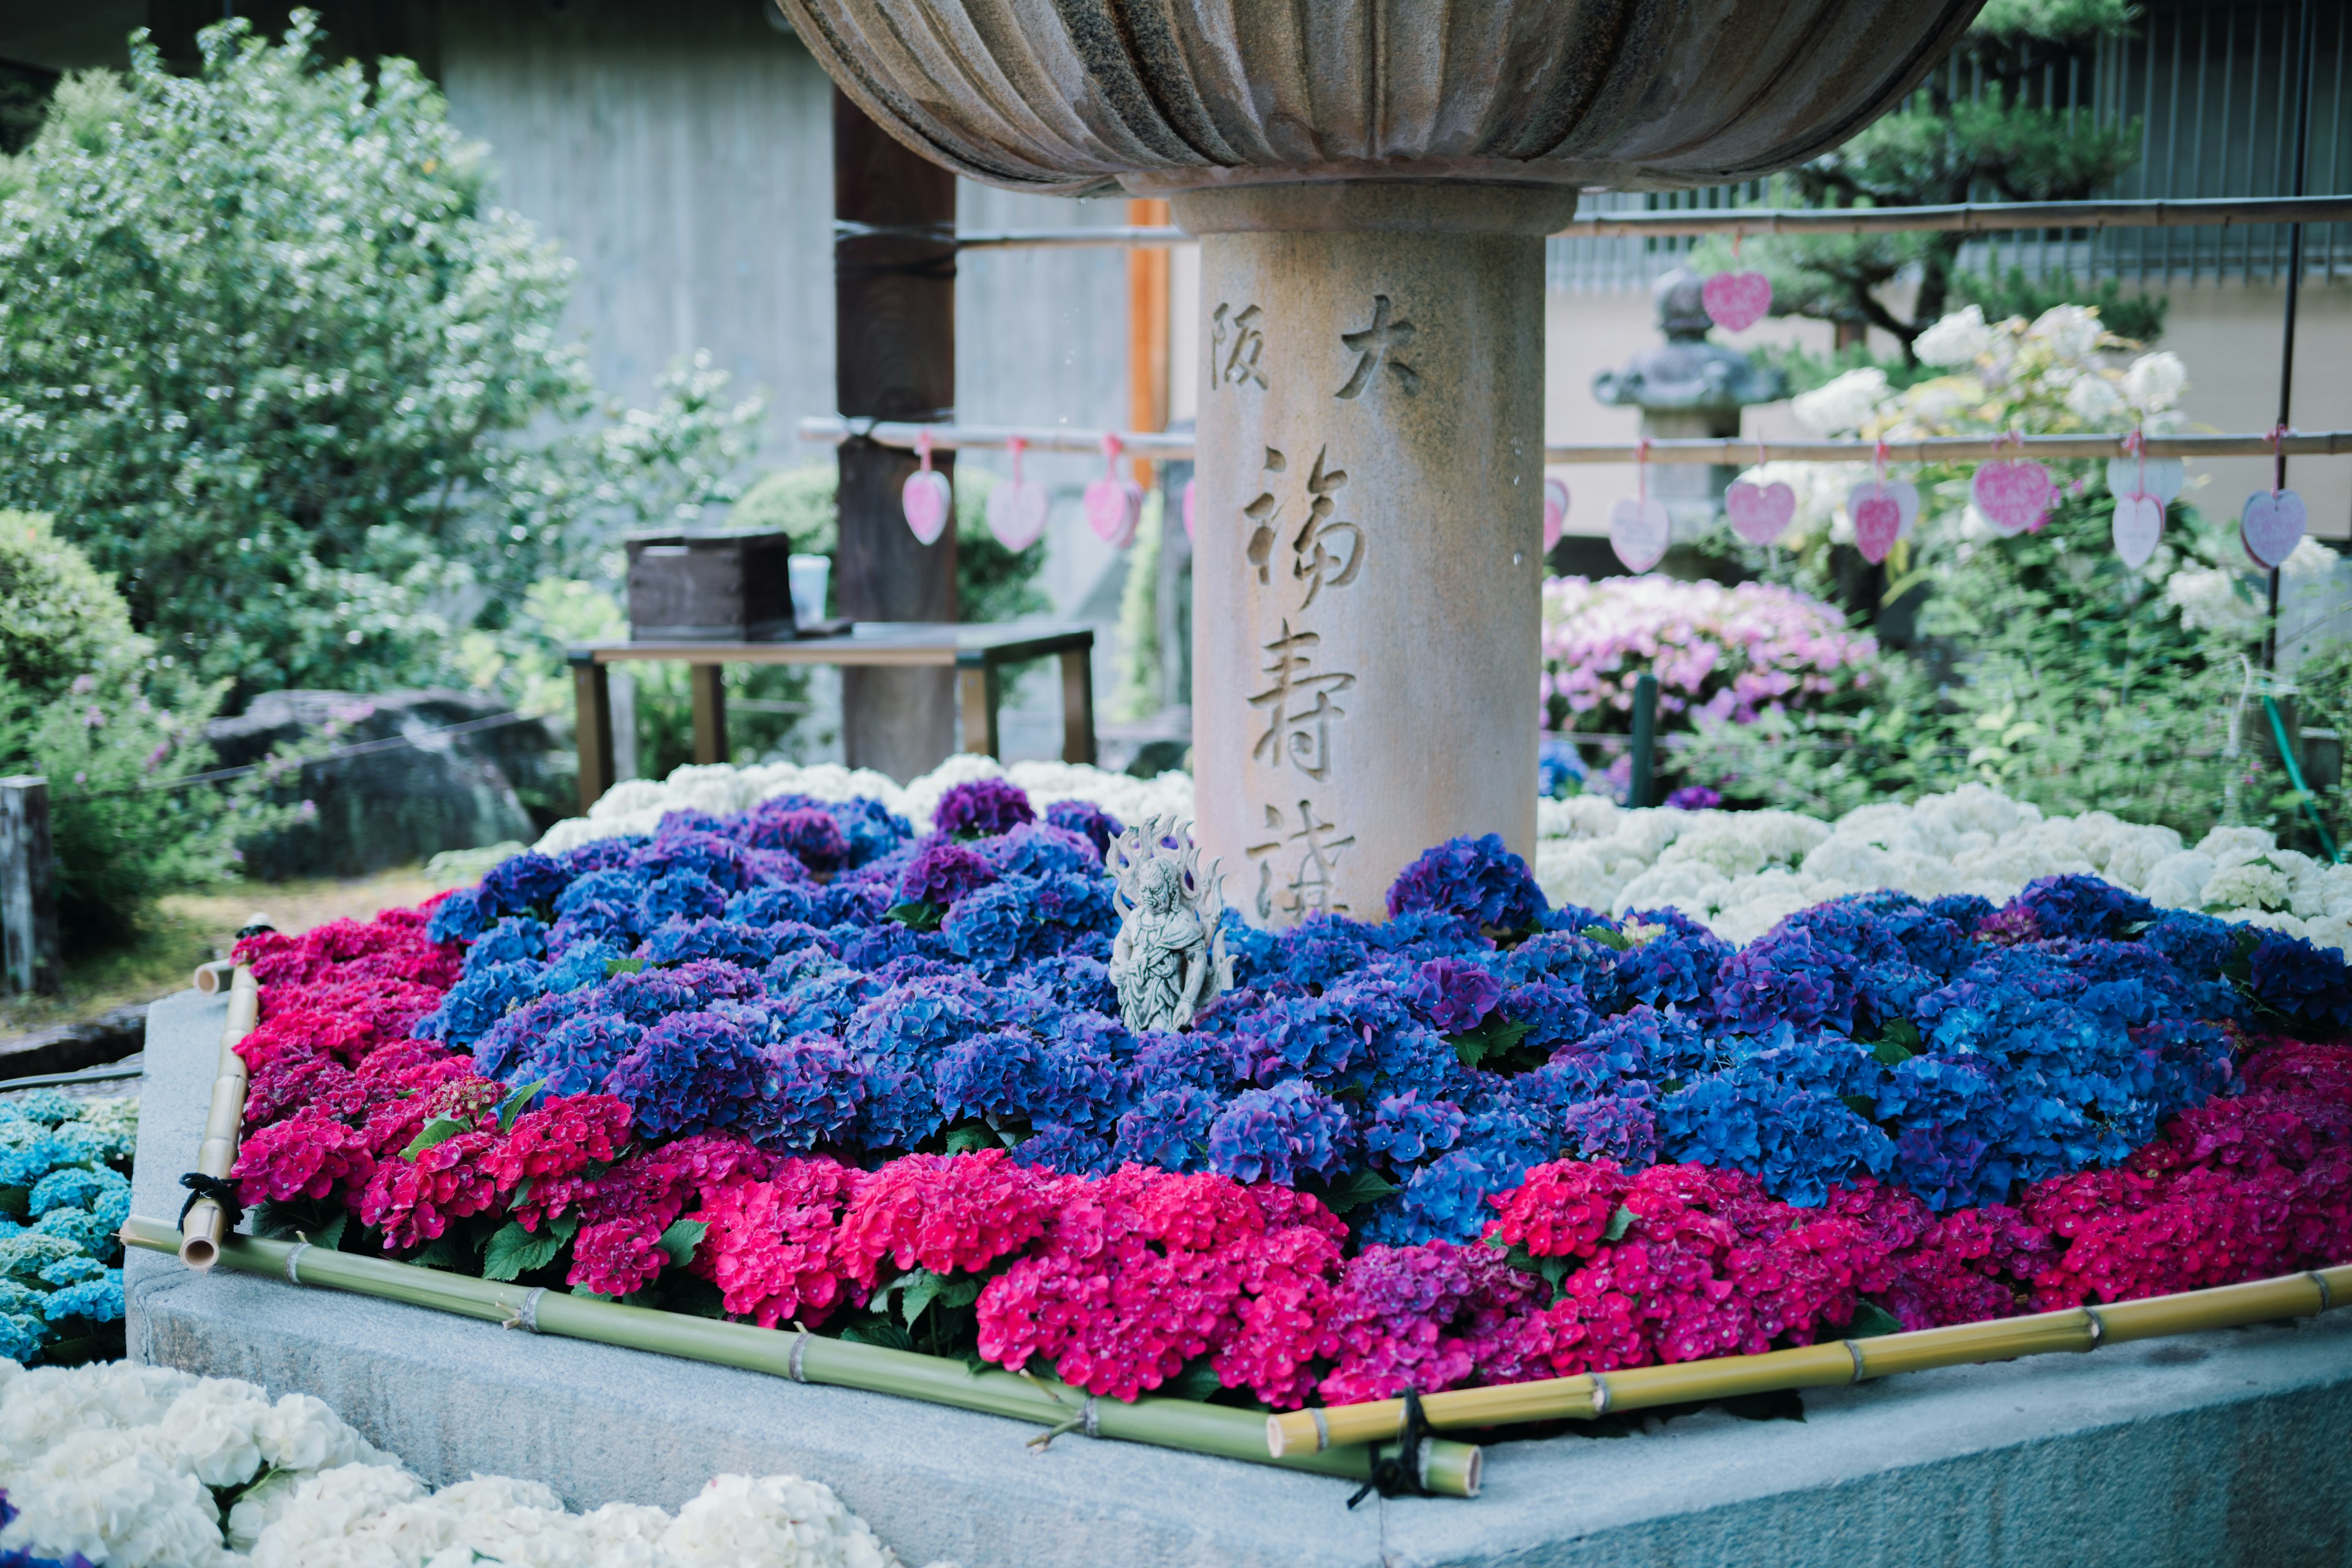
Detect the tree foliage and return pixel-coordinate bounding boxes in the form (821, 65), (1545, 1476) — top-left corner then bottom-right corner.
(1724, 0), (2149, 358)
(0, 16), (760, 699)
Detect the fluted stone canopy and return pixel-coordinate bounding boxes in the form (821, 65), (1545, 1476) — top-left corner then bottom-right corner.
(778, 0), (1985, 197)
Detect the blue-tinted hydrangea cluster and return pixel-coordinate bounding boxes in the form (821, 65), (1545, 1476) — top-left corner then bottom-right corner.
(0, 1093), (134, 1363)
(421, 792), (2352, 1247)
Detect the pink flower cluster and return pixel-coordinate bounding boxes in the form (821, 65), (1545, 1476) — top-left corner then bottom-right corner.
(1539, 575), (1878, 732)
(226, 908), (2352, 1417)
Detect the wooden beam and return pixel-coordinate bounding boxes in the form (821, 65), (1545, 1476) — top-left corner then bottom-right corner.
(1126, 197), (1170, 490)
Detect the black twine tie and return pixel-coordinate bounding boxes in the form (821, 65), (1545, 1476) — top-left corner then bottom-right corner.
(1346, 1389), (1431, 1509)
(178, 1172), (246, 1232)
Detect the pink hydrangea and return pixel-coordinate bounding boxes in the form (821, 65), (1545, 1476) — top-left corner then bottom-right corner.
(834, 1149), (1058, 1289)
(688, 1159), (864, 1327)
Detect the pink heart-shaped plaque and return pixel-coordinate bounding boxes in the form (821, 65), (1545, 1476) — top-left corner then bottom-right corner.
(1702, 270), (1771, 333)
(2111, 493), (2165, 570)
(1972, 459), (2055, 536)
(1085, 476), (1144, 549)
(987, 478), (1050, 552)
(2242, 489), (2308, 571)
(1853, 494), (1902, 564)
(1725, 479), (1795, 546)
(1182, 479), (1196, 541)
(1543, 477), (1571, 552)
(1610, 496), (1671, 573)
(901, 469), (952, 545)
(1844, 477), (1921, 548)
(2106, 456), (2185, 507)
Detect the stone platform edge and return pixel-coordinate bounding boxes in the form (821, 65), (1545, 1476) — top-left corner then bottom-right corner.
(128, 987), (2352, 1568)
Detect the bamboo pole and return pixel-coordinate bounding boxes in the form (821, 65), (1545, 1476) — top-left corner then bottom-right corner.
(799, 417), (2352, 469)
(192, 960), (235, 995)
(1267, 1264), (2352, 1456)
(119, 1217), (1480, 1497)
(178, 963), (258, 1270)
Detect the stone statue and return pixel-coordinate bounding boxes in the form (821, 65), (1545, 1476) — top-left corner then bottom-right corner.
(1107, 815), (1233, 1033)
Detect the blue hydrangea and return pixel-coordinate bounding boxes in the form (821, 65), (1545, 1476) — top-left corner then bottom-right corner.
(2017, 873), (2160, 942)
(604, 1003), (775, 1139)
(36, 1256), (105, 1286)
(480, 851), (569, 916)
(638, 869), (729, 929)
(728, 884), (821, 929)
(413, 962), (540, 1047)
(539, 941), (624, 995)
(424, 888), (492, 944)
(31, 1207), (121, 1255)
(1205, 1080), (1353, 1185)
(42, 1272), (123, 1324)
(466, 916), (549, 971)
(1112, 1086), (1221, 1171)
(642, 916), (780, 970)
(980, 823), (1101, 878)
(1044, 799), (1123, 856)
(629, 831), (753, 892)
(737, 1034), (866, 1152)
(1354, 1148), (1520, 1246)
(28, 1167), (124, 1219)
(1009, 955), (1118, 1015)
(1009, 1123), (1118, 1176)
(1363, 1090), (1466, 1166)
(2250, 930), (2352, 1030)
(560, 837), (642, 875)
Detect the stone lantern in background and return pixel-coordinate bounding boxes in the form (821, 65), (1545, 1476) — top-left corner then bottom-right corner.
(780, 0), (1985, 924)
(1594, 266), (1790, 557)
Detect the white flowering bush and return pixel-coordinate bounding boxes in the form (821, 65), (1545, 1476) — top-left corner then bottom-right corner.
(0, 1360), (944, 1568)
(1535, 784), (2352, 954)
(536, 755), (1193, 858)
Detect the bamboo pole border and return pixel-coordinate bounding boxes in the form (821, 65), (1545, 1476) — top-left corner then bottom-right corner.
(178, 963), (257, 1270)
(797, 417), (2352, 469)
(1267, 1264), (2352, 1457)
(119, 1216), (1481, 1496)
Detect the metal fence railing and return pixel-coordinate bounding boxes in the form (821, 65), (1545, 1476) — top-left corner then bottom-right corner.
(1544, 0), (2350, 293)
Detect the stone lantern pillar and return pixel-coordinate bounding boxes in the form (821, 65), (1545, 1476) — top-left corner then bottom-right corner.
(1594, 267), (1792, 554)
(779, 0), (1982, 924)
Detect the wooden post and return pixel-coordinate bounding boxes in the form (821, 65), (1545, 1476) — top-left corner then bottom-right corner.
(1127, 197), (1171, 490)
(835, 88), (959, 782)
(570, 654), (615, 815)
(0, 776), (59, 996)
(957, 658), (999, 760)
(690, 664), (730, 765)
(1060, 647), (1098, 766)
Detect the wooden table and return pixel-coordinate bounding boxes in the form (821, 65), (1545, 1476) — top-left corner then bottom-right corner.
(567, 624), (1096, 812)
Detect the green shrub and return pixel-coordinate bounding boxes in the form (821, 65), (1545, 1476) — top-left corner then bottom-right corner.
(0, 17), (761, 701)
(0, 514), (283, 949)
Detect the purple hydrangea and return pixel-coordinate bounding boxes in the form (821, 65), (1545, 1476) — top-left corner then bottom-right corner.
(603, 1003), (774, 1139)
(742, 801), (852, 873)
(1409, 956), (1504, 1033)
(1665, 785), (1722, 811)
(896, 840), (997, 910)
(1385, 833), (1547, 933)
(738, 1033), (865, 1152)
(1044, 798), (1123, 856)
(2015, 873), (2160, 943)
(934, 778), (1036, 839)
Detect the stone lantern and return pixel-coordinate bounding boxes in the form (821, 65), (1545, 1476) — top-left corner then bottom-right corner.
(780, 1), (1983, 925)
(1594, 266), (1792, 547)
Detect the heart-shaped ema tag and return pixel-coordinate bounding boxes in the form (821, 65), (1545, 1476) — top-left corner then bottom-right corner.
(1702, 270), (1771, 333)
(1844, 477), (1920, 564)
(1610, 497), (1671, 573)
(987, 478), (1050, 552)
(901, 469), (952, 545)
(1543, 477), (1571, 552)
(2105, 456), (2185, 507)
(2241, 489), (2307, 571)
(1084, 475), (1144, 549)
(2111, 493), (2165, 570)
(1725, 478), (1795, 546)
(1971, 459), (2055, 536)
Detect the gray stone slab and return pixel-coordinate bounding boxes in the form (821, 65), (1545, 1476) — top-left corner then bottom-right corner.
(130, 987), (2352, 1567)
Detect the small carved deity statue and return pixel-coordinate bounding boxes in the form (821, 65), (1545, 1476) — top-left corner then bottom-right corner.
(1108, 815), (1233, 1033)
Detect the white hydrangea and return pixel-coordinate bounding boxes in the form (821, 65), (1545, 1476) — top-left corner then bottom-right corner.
(2029, 304), (2104, 363)
(1913, 304), (1996, 368)
(1790, 367), (1890, 435)
(535, 755), (1196, 856)
(0, 1363), (949, 1568)
(2062, 372), (2126, 424)
(1532, 784), (2343, 960)
(2279, 536), (2337, 582)
(2165, 566), (2264, 638)
(2123, 350), (2188, 412)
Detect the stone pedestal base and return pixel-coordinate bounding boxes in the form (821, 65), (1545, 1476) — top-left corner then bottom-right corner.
(1175, 184), (1569, 925)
